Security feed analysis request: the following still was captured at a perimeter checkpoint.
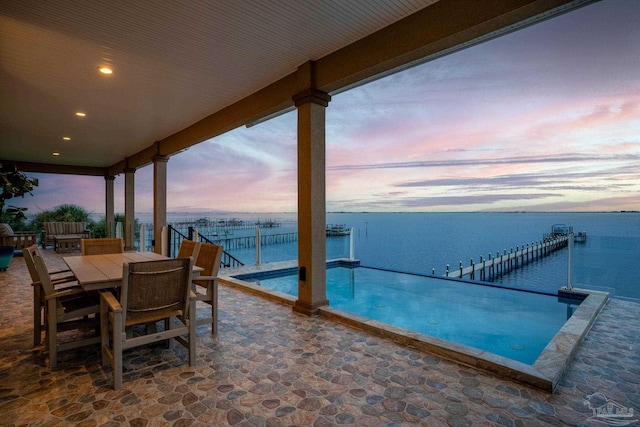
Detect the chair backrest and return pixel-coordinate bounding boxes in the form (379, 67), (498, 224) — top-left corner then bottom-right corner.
(120, 258), (193, 328)
(24, 245), (56, 297)
(64, 222), (86, 234)
(81, 238), (124, 255)
(177, 240), (201, 260)
(194, 243), (223, 284)
(44, 222), (65, 235)
(22, 244), (41, 284)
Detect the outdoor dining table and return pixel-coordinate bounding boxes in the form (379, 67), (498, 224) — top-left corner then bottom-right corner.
(63, 252), (203, 291)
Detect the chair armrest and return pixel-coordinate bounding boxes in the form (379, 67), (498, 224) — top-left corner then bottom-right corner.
(100, 291), (122, 312)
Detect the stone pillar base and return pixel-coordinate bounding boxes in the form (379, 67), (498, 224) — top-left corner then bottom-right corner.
(293, 299), (329, 316)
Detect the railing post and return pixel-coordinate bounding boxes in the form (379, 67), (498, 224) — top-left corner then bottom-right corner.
(567, 230), (574, 290)
(349, 227), (355, 260)
(139, 224), (146, 252)
(255, 225), (261, 266)
(161, 225), (168, 256)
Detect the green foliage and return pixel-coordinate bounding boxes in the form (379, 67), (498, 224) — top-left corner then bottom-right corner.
(0, 163), (39, 224)
(29, 204), (94, 234)
(89, 213), (133, 238)
(3, 206), (30, 231)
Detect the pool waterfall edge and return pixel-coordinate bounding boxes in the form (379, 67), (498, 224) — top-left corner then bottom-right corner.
(219, 261), (609, 392)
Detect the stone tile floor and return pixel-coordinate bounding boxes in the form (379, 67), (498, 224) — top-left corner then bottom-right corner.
(0, 251), (638, 426)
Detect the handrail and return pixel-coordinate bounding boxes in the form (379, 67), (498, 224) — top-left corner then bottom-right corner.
(188, 226), (244, 268)
(167, 225), (244, 268)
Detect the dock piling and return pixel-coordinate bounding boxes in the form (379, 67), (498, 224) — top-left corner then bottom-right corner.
(439, 234), (570, 282)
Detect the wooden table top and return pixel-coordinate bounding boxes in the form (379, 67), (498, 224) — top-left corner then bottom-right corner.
(63, 252), (202, 291)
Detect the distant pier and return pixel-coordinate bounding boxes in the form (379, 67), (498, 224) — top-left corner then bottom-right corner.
(440, 235), (570, 281)
(208, 232), (299, 250)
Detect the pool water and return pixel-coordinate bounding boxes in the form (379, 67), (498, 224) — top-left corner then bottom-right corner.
(241, 266), (580, 364)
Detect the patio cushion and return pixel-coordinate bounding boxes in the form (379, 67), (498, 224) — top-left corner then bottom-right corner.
(64, 222), (86, 234)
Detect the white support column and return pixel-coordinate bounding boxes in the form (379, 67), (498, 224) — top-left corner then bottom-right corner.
(293, 88), (331, 316)
(105, 175), (115, 238)
(153, 155), (169, 255)
(124, 168), (135, 251)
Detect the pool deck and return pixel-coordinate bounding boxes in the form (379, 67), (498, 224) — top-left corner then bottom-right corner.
(2, 253), (639, 426)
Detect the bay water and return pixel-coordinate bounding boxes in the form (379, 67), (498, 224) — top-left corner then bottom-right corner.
(134, 211), (640, 300)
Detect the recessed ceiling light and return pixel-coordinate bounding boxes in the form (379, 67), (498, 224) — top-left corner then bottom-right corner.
(62, 136), (71, 141)
(75, 112), (86, 117)
(53, 152), (60, 156)
(98, 66), (113, 75)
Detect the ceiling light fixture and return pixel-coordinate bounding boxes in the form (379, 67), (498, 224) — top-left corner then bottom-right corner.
(52, 152), (60, 156)
(75, 112), (86, 117)
(98, 66), (113, 75)
(62, 136), (71, 141)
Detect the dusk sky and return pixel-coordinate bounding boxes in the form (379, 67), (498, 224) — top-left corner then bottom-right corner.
(24, 0), (640, 217)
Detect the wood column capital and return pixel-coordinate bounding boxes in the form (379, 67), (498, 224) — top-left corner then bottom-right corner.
(293, 89), (331, 107)
(152, 154), (169, 163)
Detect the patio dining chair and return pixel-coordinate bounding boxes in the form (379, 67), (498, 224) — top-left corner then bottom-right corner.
(192, 242), (223, 336)
(100, 257), (197, 389)
(25, 245), (101, 368)
(177, 239), (201, 260)
(81, 237), (124, 255)
(23, 244), (82, 346)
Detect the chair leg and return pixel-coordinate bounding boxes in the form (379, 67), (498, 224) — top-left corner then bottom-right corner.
(209, 281), (218, 337)
(188, 299), (196, 366)
(33, 285), (42, 346)
(47, 300), (57, 369)
(100, 298), (109, 367)
(112, 312), (123, 390)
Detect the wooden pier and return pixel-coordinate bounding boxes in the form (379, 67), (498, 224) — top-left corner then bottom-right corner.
(441, 235), (569, 281)
(208, 231), (299, 251)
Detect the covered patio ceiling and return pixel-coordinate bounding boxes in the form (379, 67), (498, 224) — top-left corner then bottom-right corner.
(1, 0), (592, 177)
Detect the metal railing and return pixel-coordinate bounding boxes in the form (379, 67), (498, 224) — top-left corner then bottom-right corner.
(169, 225), (244, 268)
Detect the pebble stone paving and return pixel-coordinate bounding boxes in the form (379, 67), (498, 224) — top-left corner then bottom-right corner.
(0, 251), (638, 426)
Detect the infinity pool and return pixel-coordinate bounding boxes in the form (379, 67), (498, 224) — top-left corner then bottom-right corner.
(238, 266), (580, 364)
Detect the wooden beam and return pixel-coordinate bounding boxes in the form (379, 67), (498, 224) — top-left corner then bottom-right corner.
(1, 160), (106, 176)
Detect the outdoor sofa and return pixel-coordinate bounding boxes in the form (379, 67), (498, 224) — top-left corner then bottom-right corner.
(42, 222), (90, 249)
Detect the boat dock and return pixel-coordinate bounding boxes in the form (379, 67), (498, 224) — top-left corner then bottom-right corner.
(211, 231), (299, 251)
(441, 234), (570, 281)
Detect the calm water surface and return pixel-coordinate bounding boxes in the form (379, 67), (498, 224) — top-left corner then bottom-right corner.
(242, 266), (578, 364)
(132, 211), (639, 299)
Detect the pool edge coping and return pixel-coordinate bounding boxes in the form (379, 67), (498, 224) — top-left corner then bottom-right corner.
(220, 261), (609, 392)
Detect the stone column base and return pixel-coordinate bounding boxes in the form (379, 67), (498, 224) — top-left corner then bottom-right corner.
(293, 299), (329, 316)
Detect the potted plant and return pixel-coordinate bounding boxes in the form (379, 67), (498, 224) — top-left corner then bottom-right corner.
(0, 163), (39, 269)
